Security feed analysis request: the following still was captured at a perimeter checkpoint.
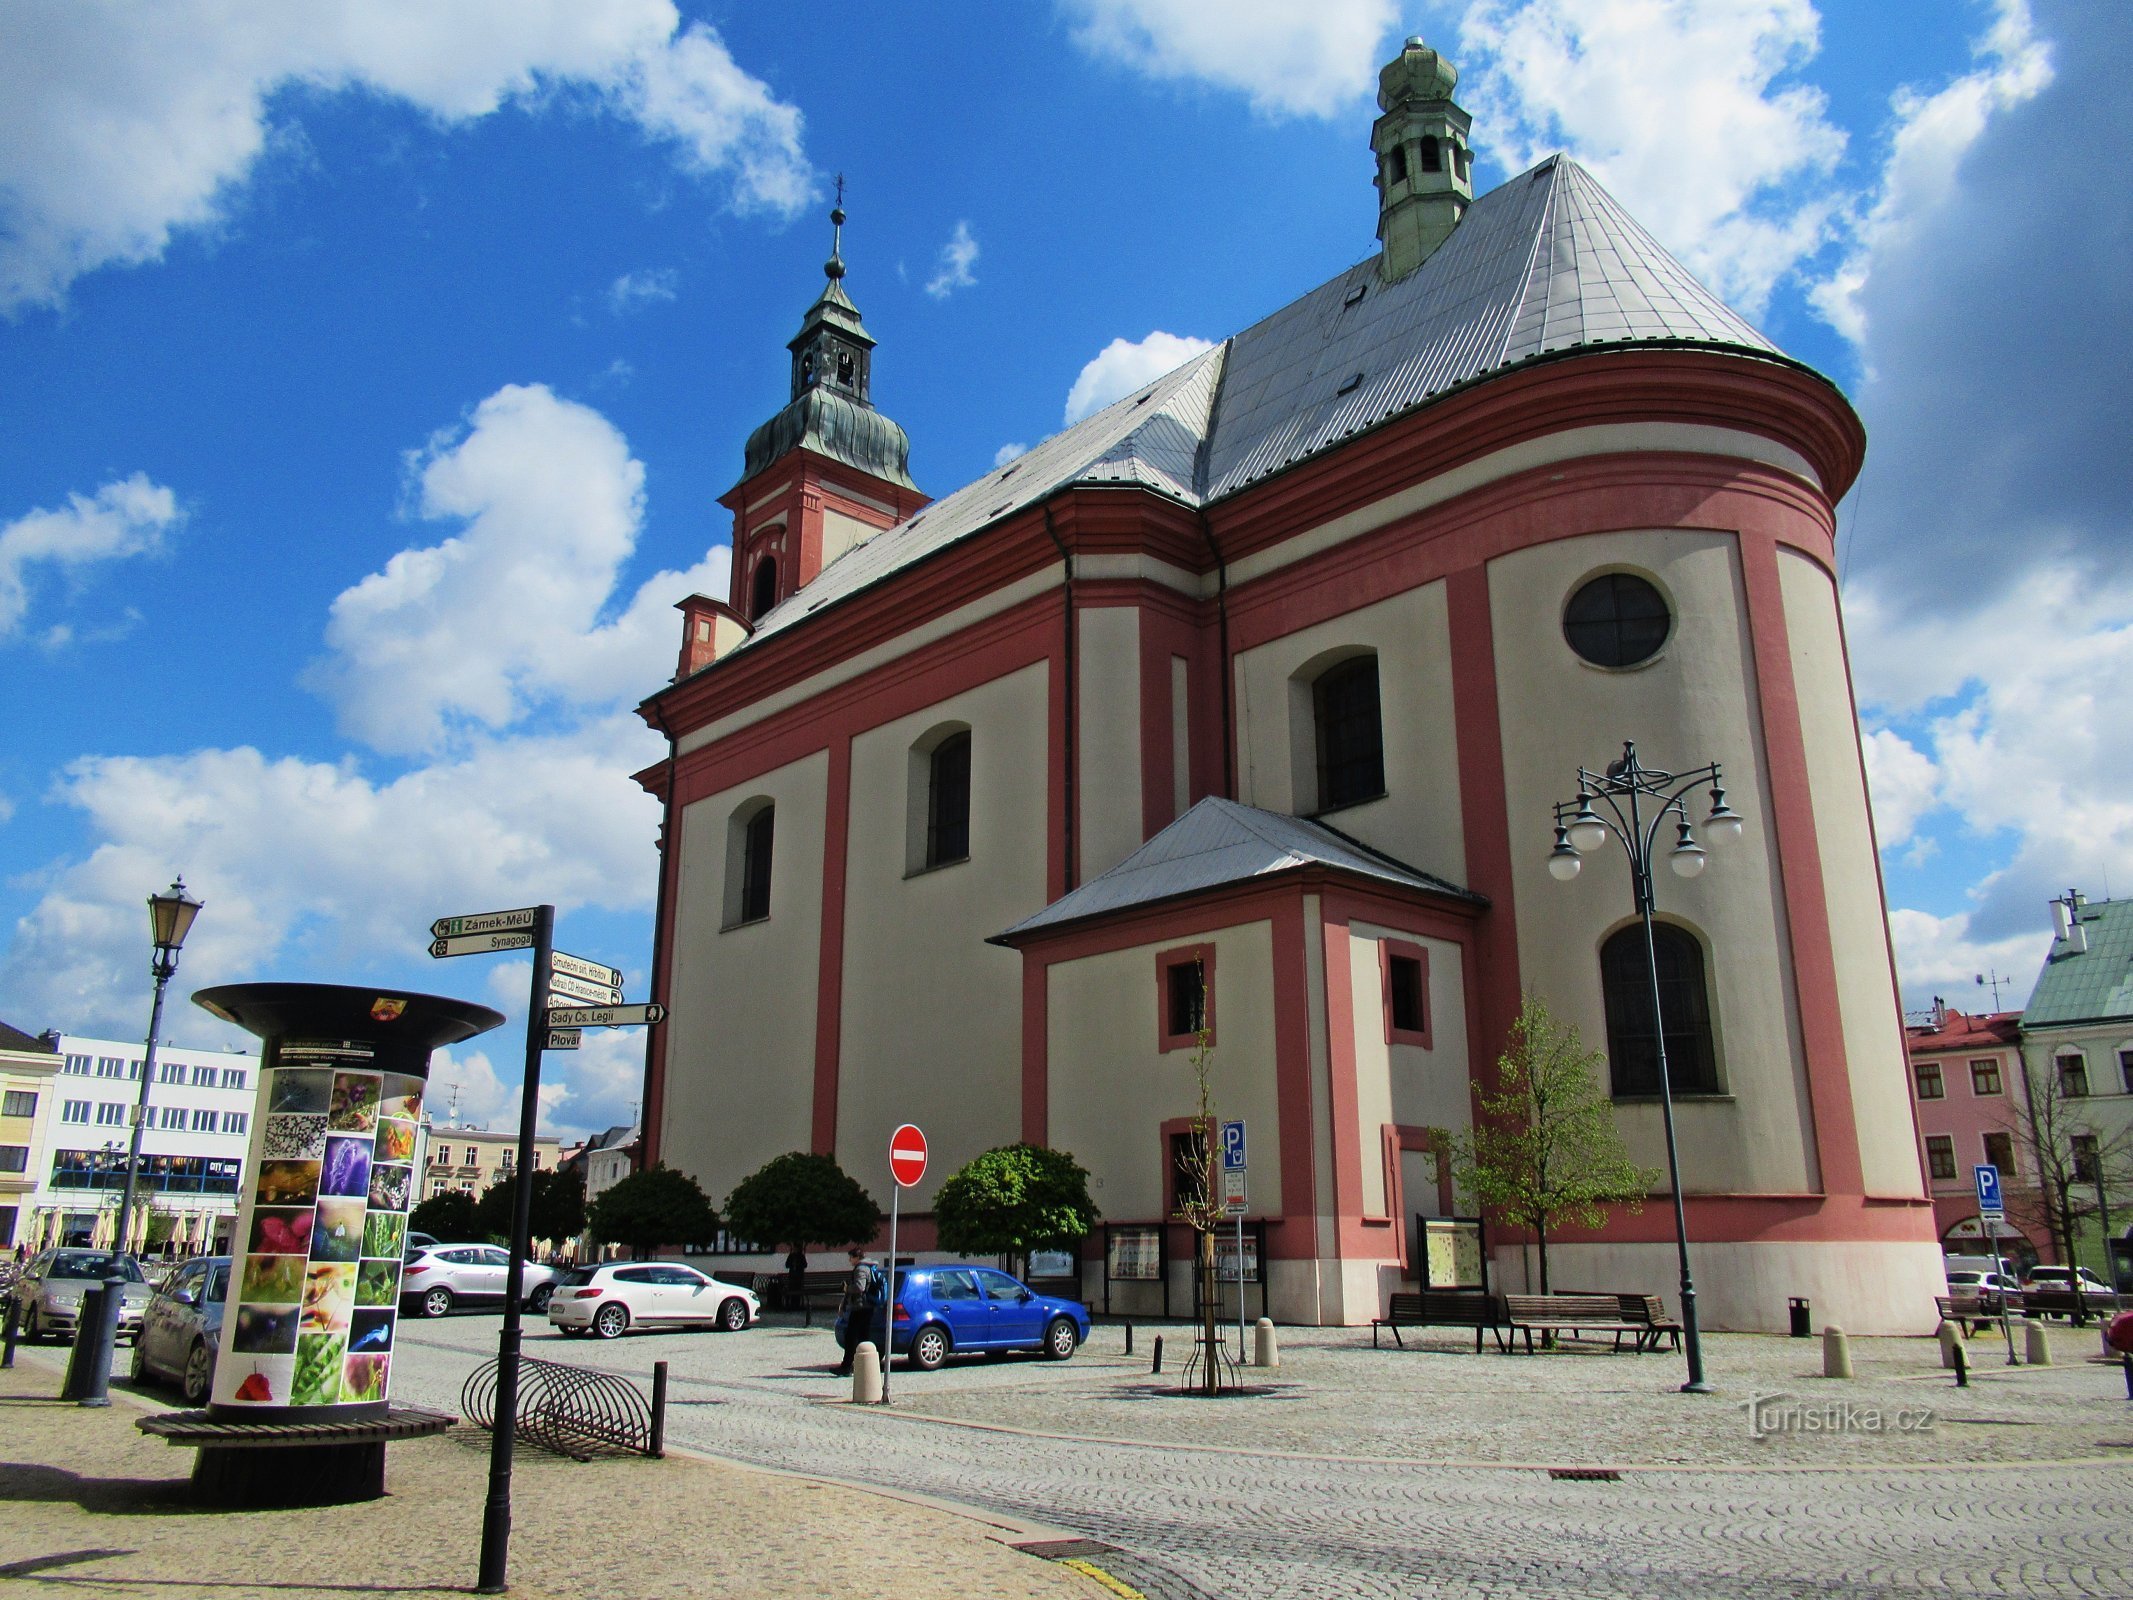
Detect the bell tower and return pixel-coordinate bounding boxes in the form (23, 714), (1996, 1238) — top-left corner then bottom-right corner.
(1373, 37), (1474, 281)
(721, 184), (926, 628)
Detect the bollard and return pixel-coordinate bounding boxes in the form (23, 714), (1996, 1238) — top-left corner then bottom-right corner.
(1821, 1324), (1852, 1380)
(1, 1296), (18, 1369)
(851, 1341), (883, 1404)
(1953, 1341), (1969, 1388)
(62, 1284), (117, 1405)
(2023, 1321), (2053, 1368)
(1253, 1317), (1278, 1369)
(1151, 1334), (1164, 1375)
(1936, 1322), (1962, 1370)
(2123, 1354), (2131, 1400)
(649, 1361), (668, 1459)
(1124, 1321), (1133, 1357)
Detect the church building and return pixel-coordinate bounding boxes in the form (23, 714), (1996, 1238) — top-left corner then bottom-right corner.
(635, 40), (1939, 1332)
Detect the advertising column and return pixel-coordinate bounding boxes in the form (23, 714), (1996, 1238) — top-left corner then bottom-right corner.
(193, 984), (503, 1421)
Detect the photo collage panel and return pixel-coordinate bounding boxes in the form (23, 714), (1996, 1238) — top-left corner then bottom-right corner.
(219, 1068), (424, 1408)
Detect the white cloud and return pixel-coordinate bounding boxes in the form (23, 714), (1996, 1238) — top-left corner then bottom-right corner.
(993, 443), (1030, 468)
(1454, 0), (1847, 315)
(0, 474), (181, 639)
(0, 1), (811, 313)
(924, 221), (980, 300)
(1810, 0), (2052, 346)
(307, 382), (727, 755)
(606, 268), (678, 315)
(1860, 727), (1939, 851)
(1886, 907), (2044, 1014)
(1061, 0), (1399, 117)
(1063, 331), (1216, 425)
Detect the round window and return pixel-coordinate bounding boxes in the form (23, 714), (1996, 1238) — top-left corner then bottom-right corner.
(1563, 572), (1671, 668)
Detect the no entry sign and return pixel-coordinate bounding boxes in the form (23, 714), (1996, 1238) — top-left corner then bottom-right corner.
(889, 1123), (928, 1187)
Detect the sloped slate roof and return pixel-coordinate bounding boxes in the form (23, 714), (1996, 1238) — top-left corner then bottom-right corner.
(2022, 899), (2133, 1027)
(728, 155), (1783, 658)
(993, 797), (1481, 944)
(0, 1018), (53, 1052)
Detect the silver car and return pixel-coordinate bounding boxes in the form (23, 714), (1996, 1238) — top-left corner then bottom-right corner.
(400, 1243), (561, 1317)
(7, 1249), (153, 1344)
(130, 1254), (229, 1405)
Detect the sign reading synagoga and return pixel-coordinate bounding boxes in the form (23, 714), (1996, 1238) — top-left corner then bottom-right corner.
(627, 38), (1940, 1332)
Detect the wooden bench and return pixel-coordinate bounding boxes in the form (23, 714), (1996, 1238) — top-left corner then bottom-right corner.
(1371, 1291), (1508, 1352)
(769, 1270), (854, 1323)
(1933, 1292), (2001, 1334)
(1501, 1293), (1649, 1354)
(1618, 1293), (1683, 1352)
(2018, 1287), (2086, 1321)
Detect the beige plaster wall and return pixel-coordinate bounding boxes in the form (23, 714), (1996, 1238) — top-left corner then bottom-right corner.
(1044, 918), (1282, 1223)
(820, 507), (878, 570)
(837, 661), (1052, 1205)
(660, 750), (828, 1202)
(1233, 581), (1465, 884)
(1778, 549), (1923, 1199)
(1344, 923), (1472, 1215)
(1077, 605), (1144, 877)
(1489, 529), (1819, 1195)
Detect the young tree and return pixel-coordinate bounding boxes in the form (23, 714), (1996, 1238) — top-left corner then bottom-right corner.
(932, 1144), (1098, 1280)
(1440, 993), (1660, 1293)
(2002, 1056), (2133, 1303)
(1171, 1019), (1229, 1396)
(722, 1151), (879, 1254)
(473, 1168), (587, 1252)
(409, 1188), (480, 1242)
(586, 1164), (719, 1259)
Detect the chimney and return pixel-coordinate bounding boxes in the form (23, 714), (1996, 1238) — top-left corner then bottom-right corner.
(674, 594), (752, 680)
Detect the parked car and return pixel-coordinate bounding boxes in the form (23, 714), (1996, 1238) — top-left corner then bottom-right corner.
(1945, 1269), (2020, 1310)
(835, 1264), (1088, 1371)
(404, 1231), (440, 1256)
(547, 1263), (760, 1339)
(2021, 1265), (2118, 1313)
(130, 1254), (229, 1405)
(400, 1243), (561, 1317)
(7, 1249), (153, 1344)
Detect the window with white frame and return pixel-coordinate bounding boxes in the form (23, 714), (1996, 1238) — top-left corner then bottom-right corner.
(222, 1068), (247, 1090)
(191, 1108), (217, 1132)
(222, 1111), (248, 1135)
(61, 1100), (91, 1124)
(192, 1064), (216, 1087)
(96, 1103), (125, 1126)
(161, 1106), (186, 1129)
(158, 1061), (184, 1083)
(2058, 1051), (2091, 1098)
(1, 1089), (35, 1117)
(96, 1057), (125, 1078)
(63, 1054), (90, 1075)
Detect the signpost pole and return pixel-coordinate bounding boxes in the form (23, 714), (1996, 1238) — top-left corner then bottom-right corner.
(476, 902), (554, 1594)
(1975, 1164), (2018, 1368)
(1236, 1205), (1245, 1362)
(880, 1181), (899, 1406)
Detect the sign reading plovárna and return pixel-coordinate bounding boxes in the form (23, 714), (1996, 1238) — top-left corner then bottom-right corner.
(192, 983), (503, 1422)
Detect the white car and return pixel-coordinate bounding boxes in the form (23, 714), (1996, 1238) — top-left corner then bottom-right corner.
(546, 1262), (759, 1339)
(400, 1244), (562, 1317)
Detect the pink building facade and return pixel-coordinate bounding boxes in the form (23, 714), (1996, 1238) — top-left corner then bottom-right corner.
(1902, 1005), (2046, 1270)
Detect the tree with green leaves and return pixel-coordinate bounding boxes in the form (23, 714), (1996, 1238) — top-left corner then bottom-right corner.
(1440, 993), (1660, 1293)
(586, 1164), (719, 1259)
(722, 1151), (879, 1254)
(932, 1143), (1098, 1281)
(473, 1167), (587, 1251)
(409, 1188), (479, 1242)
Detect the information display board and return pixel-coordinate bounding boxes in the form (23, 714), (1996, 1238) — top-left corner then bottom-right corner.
(1419, 1216), (1487, 1292)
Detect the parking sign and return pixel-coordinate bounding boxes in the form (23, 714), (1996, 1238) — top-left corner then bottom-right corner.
(1974, 1163), (2003, 1216)
(1221, 1119), (1247, 1171)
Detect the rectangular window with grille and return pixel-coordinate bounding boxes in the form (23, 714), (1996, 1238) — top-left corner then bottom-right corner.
(1925, 1135), (1957, 1181)
(1970, 1059), (2003, 1095)
(1913, 1062), (1944, 1099)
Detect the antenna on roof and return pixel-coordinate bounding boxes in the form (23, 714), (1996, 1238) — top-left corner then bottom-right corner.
(1975, 970), (2007, 1010)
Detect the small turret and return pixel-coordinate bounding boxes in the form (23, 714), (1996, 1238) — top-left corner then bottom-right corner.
(1372, 37), (1474, 281)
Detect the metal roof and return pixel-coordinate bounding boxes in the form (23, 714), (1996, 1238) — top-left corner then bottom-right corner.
(992, 797), (1481, 944)
(2021, 898), (2133, 1028)
(726, 155), (1783, 660)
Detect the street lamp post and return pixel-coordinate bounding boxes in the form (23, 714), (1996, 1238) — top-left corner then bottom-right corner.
(79, 877), (201, 1405)
(1548, 741), (1742, 1395)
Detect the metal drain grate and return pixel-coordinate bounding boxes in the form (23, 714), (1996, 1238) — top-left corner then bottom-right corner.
(1014, 1539), (1123, 1561)
(1548, 1467), (1623, 1481)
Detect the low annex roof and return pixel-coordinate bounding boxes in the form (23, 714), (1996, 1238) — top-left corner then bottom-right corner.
(992, 797), (1482, 945)
(730, 155), (1785, 659)
(2022, 897), (2133, 1029)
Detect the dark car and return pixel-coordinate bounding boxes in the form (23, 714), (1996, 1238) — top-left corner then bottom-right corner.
(131, 1254), (230, 1404)
(836, 1264), (1089, 1370)
(7, 1249), (152, 1344)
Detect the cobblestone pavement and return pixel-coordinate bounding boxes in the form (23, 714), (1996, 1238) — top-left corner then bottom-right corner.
(386, 1311), (2133, 1599)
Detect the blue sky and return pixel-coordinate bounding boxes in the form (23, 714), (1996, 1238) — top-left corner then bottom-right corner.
(3, 1), (2127, 1138)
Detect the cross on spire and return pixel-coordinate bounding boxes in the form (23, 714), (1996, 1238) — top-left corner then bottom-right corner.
(826, 174), (847, 282)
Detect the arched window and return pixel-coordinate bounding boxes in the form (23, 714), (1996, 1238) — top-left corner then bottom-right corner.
(1419, 135), (1441, 173)
(1386, 145), (1409, 184)
(726, 801), (774, 926)
(750, 557), (779, 622)
(1600, 923), (1718, 1096)
(1312, 655), (1384, 812)
(925, 730), (971, 868)
(2057, 1051), (2091, 1098)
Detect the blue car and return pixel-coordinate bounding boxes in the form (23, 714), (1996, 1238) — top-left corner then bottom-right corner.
(836, 1264), (1089, 1370)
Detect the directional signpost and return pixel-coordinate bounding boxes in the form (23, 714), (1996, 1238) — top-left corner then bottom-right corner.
(879, 1124), (928, 1405)
(428, 906), (660, 1592)
(1221, 1119), (1247, 1358)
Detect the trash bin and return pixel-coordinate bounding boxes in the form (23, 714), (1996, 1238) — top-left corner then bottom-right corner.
(1788, 1296), (1812, 1338)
